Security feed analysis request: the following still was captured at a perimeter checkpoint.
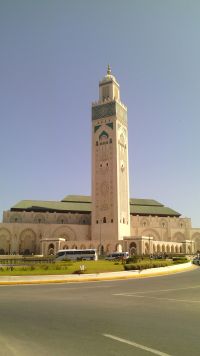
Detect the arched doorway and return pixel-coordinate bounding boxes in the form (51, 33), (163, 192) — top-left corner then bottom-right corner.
(115, 243), (122, 253)
(144, 242), (150, 255)
(106, 244), (111, 254)
(98, 244), (104, 256)
(129, 242), (137, 256)
(19, 229), (37, 255)
(48, 243), (55, 255)
(0, 228), (11, 254)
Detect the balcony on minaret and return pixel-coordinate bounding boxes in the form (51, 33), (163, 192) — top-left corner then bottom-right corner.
(99, 65), (120, 103)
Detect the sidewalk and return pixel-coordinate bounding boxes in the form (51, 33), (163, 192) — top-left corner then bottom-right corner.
(0, 262), (196, 285)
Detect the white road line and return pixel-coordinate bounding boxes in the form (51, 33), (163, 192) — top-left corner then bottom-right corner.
(113, 293), (200, 303)
(114, 285), (200, 296)
(103, 333), (173, 356)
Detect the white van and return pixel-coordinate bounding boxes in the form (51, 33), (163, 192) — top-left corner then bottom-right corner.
(55, 249), (98, 261)
(105, 252), (129, 260)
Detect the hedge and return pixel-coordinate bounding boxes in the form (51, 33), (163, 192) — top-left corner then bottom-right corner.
(124, 260), (172, 271)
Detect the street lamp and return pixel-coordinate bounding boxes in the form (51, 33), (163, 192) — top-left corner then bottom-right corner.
(149, 235), (151, 256)
(99, 218), (102, 257)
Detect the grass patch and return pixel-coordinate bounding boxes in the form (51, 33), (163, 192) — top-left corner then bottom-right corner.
(0, 260), (124, 276)
(0, 258), (189, 276)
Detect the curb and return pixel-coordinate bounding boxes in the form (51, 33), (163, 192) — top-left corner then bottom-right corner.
(0, 263), (197, 286)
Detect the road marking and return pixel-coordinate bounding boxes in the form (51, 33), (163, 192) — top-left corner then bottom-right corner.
(114, 284), (200, 296)
(113, 293), (200, 303)
(0, 335), (18, 356)
(103, 333), (173, 356)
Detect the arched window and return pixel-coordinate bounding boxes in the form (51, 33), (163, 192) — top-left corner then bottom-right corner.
(48, 243), (55, 256)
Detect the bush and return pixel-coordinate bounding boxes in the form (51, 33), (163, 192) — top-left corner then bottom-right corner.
(172, 258), (188, 264)
(124, 260), (172, 271)
(126, 256), (140, 264)
(55, 265), (62, 270)
(6, 266), (14, 271)
(40, 264), (49, 270)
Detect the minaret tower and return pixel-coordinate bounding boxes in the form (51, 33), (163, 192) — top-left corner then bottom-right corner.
(91, 66), (130, 250)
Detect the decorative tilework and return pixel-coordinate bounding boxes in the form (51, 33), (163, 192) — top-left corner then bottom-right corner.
(99, 130), (109, 139)
(106, 122), (113, 130)
(94, 124), (101, 133)
(92, 102), (116, 120)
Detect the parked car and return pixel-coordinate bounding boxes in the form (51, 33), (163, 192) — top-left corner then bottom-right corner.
(192, 257), (200, 265)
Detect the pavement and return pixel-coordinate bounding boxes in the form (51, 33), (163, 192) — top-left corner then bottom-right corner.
(0, 261), (196, 285)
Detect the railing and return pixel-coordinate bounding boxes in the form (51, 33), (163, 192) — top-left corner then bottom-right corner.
(0, 256), (55, 265)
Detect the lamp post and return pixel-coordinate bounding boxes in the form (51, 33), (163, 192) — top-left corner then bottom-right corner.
(99, 218), (102, 257)
(149, 235), (151, 256)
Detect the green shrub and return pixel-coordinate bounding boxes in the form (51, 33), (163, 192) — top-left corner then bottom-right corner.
(40, 264), (49, 270)
(6, 266), (14, 271)
(55, 265), (62, 270)
(126, 256), (139, 264)
(172, 258), (188, 264)
(124, 260), (172, 271)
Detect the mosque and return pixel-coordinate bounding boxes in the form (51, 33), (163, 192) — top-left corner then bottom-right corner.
(0, 67), (200, 256)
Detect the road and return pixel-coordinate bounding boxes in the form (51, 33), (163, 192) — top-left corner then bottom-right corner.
(0, 268), (199, 356)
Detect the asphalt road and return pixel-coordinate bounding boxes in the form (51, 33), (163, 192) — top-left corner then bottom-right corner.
(0, 268), (200, 356)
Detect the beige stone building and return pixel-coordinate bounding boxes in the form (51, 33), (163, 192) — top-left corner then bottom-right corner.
(0, 67), (199, 256)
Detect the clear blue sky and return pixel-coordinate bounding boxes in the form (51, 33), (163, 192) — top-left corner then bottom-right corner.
(1, 0), (200, 226)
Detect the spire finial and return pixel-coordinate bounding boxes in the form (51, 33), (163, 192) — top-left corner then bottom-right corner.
(107, 64), (111, 75)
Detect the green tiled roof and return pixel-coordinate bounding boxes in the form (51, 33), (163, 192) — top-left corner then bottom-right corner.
(10, 196), (181, 217)
(130, 204), (180, 217)
(11, 200), (91, 213)
(61, 195), (92, 203)
(130, 199), (163, 207)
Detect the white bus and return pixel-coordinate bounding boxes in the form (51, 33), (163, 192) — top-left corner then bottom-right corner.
(105, 252), (129, 260)
(55, 249), (98, 261)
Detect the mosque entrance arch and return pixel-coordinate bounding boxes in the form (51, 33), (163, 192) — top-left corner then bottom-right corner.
(129, 242), (137, 256)
(48, 243), (55, 255)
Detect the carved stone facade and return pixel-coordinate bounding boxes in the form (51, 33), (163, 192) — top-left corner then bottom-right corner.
(0, 212), (198, 255)
(91, 67), (130, 243)
(0, 68), (199, 256)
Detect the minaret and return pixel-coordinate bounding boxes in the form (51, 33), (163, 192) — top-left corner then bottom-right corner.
(91, 66), (130, 251)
